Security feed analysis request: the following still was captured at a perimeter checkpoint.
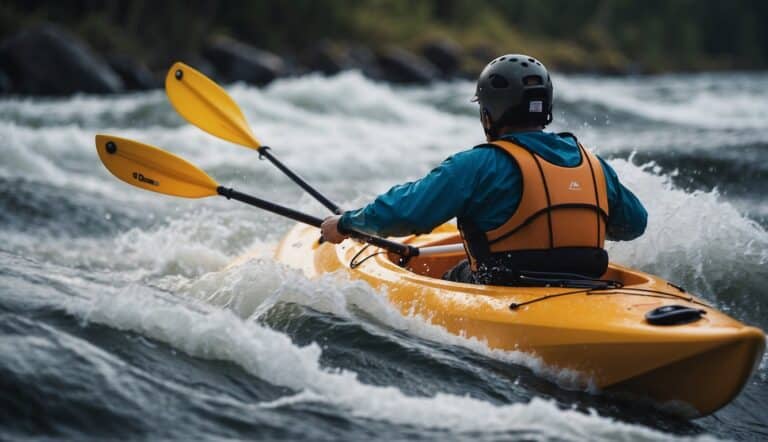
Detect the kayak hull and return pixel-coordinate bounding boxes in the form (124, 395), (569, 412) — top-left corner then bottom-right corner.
(270, 223), (765, 417)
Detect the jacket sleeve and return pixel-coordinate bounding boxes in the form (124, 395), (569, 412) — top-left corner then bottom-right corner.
(339, 152), (477, 237)
(598, 156), (648, 241)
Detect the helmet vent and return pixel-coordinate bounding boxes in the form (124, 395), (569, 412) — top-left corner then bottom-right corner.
(490, 74), (509, 88)
(499, 56), (506, 61)
(523, 75), (543, 86)
(509, 58), (518, 62)
(521, 62), (529, 67)
(528, 58), (535, 62)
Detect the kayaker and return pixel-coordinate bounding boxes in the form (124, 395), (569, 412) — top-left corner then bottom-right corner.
(321, 54), (647, 285)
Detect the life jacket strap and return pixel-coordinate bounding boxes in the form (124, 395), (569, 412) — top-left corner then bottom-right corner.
(488, 203), (609, 246)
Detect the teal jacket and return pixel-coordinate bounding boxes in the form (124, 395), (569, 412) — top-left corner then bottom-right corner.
(340, 132), (647, 241)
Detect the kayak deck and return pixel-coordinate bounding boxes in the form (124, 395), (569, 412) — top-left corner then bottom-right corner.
(272, 223), (765, 416)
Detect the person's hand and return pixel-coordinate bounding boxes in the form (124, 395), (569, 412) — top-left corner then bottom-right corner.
(321, 215), (349, 244)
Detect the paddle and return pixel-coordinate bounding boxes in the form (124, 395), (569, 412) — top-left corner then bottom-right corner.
(164, 62), (342, 214)
(94, 134), (419, 258)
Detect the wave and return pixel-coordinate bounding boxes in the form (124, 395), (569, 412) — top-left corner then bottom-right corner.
(62, 279), (710, 441)
(606, 157), (768, 322)
(556, 73), (768, 130)
(1, 70), (764, 440)
(0, 90), (181, 128)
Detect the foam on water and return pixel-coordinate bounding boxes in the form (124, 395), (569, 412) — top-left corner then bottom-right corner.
(605, 157), (768, 300)
(65, 282), (711, 441)
(3, 87), (764, 299)
(0, 89), (179, 128)
(556, 73), (768, 130)
(226, 72), (481, 183)
(0, 209), (266, 283)
(3, 70), (766, 440)
(180, 257), (593, 390)
(0, 120), (198, 203)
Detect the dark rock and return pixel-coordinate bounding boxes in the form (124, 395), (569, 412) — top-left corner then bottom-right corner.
(304, 41), (350, 75)
(461, 45), (498, 78)
(303, 41), (382, 79)
(377, 47), (439, 84)
(0, 69), (10, 94)
(203, 36), (285, 86)
(421, 39), (463, 77)
(0, 24), (123, 95)
(106, 54), (157, 91)
(347, 45), (383, 79)
(469, 45), (497, 62)
(276, 53), (306, 77)
(184, 56), (219, 80)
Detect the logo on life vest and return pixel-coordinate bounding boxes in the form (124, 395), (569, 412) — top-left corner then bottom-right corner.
(133, 172), (159, 186)
(568, 181), (582, 190)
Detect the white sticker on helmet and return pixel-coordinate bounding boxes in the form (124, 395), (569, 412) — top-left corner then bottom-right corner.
(529, 100), (543, 112)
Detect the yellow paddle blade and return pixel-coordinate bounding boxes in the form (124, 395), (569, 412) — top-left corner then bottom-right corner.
(165, 62), (260, 149)
(95, 134), (219, 198)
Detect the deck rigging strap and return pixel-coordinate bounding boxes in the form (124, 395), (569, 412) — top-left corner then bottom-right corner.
(350, 244), (388, 269)
(509, 286), (710, 310)
(346, 248), (709, 310)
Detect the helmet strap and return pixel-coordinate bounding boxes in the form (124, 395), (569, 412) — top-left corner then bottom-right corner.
(481, 108), (499, 139)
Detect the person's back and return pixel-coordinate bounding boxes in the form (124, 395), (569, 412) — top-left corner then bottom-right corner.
(321, 54), (647, 285)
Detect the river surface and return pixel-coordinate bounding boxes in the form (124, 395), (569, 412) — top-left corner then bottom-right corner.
(0, 71), (766, 441)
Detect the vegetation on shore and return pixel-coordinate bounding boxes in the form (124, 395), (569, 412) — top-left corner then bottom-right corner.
(2, 0), (767, 75)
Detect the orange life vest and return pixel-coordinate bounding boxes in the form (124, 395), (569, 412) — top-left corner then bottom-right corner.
(459, 136), (610, 278)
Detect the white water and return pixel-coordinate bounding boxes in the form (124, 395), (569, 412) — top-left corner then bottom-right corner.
(3, 71), (768, 440)
(57, 278), (708, 441)
(556, 73), (768, 130)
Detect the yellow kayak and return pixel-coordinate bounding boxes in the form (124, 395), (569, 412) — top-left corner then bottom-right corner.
(270, 222), (765, 417)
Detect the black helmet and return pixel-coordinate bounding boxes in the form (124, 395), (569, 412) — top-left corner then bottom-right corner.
(472, 54), (553, 138)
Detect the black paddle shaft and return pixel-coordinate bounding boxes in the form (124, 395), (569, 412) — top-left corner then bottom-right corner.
(216, 187), (418, 258)
(257, 146), (342, 214)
